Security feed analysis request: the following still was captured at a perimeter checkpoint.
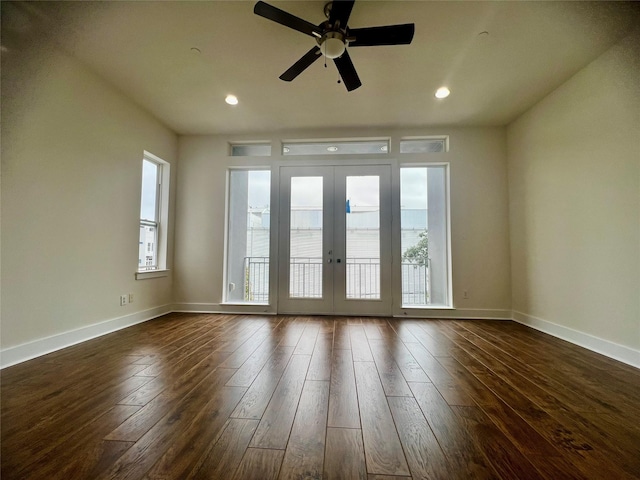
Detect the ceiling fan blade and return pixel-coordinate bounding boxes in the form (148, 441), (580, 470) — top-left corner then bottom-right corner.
(254, 1), (321, 37)
(329, 0), (355, 28)
(348, 23), (415, 47)
(334, 51), (361, 91)
(280, 46), (322, 81)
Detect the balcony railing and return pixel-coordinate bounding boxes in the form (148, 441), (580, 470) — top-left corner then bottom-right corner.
(243, 256), (431, 305)
(243, 256), (269, 302)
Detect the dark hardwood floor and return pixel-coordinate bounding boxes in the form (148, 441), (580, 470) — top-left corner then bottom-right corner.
(2, 314), (639, 479)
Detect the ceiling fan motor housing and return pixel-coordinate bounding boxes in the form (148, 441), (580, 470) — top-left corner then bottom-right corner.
(319, 31), (346, 59)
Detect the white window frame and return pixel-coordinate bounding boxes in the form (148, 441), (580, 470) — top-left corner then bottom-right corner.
(136, 151), (170, 280)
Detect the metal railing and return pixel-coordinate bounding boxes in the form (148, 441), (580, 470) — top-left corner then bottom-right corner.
(243, 257), (269, 302)
(401, 262), (431, 305)
(243, 256), (431, 305)
(289, 257), (323, 298)
(346, 258), (381, 299)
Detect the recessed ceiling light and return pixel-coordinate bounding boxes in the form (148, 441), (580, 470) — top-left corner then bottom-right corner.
(225, 94), (238, 105)
(435, 87), (450, 99)
(327, 146), (338, 152)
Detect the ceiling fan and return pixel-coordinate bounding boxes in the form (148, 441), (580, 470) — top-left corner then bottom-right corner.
(254, 0), (415, 91)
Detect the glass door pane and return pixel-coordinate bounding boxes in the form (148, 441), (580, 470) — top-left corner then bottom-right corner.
(345, 176), (380, 299)
(289, 176), (324, 298)
(278, 166), (334, 314)
(333, 165), (392, 316)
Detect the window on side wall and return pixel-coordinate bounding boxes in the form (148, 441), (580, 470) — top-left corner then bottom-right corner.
(137, 152), (170, 277)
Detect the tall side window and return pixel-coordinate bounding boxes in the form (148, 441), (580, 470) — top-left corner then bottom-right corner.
(138, 152), (169, 273)
(400, 165), (450, 307)
(225, 169), (271, 304)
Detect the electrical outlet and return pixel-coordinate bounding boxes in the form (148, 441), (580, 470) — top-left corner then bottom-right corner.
(129, 293), (134, 303)
(120, 295), (128, 306)
(463, 290), (469, 299)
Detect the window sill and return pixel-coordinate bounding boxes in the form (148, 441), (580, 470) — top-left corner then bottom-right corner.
(136, 269), (170, 280)
(221, 302), (270, 306)
(400, 305), (454, 310)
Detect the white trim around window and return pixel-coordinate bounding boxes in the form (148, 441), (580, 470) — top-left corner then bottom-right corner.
(137, 151), (170, 277)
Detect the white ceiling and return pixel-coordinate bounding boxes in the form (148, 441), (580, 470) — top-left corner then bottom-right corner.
(3, 1), (639, 135)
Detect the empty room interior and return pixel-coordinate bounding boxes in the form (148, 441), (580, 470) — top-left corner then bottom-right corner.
(1, 1), (639, 479)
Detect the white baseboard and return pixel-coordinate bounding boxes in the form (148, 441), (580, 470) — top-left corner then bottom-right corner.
(171, 302), (223, 313)
(512, 310), (640, 368)
(395, 308), (512, 320)
(172, 302), (274, 315)
(0, 304), (173, 369)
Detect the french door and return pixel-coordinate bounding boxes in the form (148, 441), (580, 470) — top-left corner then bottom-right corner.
(278, 165), (392, 315)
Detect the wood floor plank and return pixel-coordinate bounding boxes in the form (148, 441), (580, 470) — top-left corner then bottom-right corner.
(453, 406), (546, 480)
(226, 345), (294, 388)
(294, 323), (320, 355)
(353, 361), (410, 476)
(403, 341), (475, 406)
(369, 341), (413, 397)
(2, 373), (152, 473)
(2, 361), (150, 439)
(458, 321), (611, 413)
(350, 325), (375, 361)
(367, 476), (412, 480)
(324, 428), (368, 480)
(278, 317), (307, 347)
(230, 346), (294, 419)
(219, 326), (274, 369)
(369, 336), (431, 383)
(409, 382), (498, 480)
(387, 319), (420, 343)
(249, 354), (311, 449)
(363, 323), (383, 340)
(231, 448), (284, 480)
(388, 396), (453, 479)
(4, 405), (140, 480)
(189, 419), (259, 480)
(97, 372), (242, 480)
(406, 323), (454, 357)
(142, 386), (248, 480)
(328, 348), (360, 428)
(105, 354), (232, 442)
(279, 380), (329, 480)
(333, 318), (352, 349)
(120, 350), (232, 406)
(307, 332), (333, 381)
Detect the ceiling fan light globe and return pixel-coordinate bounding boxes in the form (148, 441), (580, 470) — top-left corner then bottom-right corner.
(320, 34), (346, 59)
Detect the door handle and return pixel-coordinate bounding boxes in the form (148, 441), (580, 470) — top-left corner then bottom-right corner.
(328, 259), (332, 263)
(336, 259), (342, 263)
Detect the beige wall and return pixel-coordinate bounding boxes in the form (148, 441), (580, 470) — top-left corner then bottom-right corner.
(174, 127), (511, 317)
(1, 41), (178, 351)
(507, 31), (640, 351)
